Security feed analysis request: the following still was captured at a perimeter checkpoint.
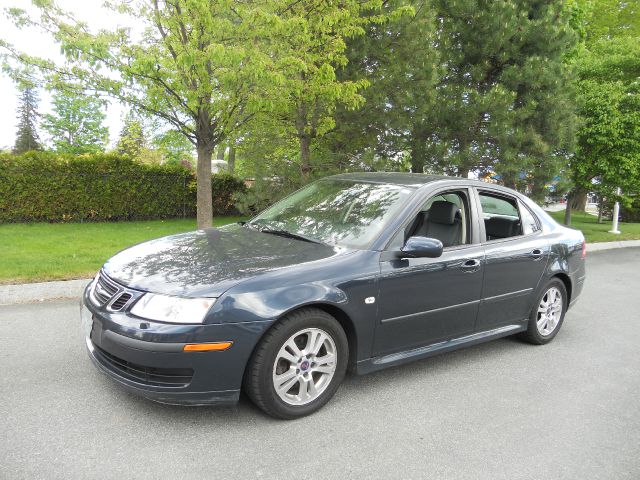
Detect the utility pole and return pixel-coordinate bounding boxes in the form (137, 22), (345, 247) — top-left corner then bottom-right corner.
(608, 187), (621, 234)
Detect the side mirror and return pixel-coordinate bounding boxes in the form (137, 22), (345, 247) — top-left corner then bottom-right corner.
(400, 236), (443, 258)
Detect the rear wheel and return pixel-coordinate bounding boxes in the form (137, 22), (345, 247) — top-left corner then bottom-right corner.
(521, 279), (568, 345)
(244, 308), (348, 419)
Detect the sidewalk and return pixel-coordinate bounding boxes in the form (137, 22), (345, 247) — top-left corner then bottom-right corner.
(1, 240), (639, 305)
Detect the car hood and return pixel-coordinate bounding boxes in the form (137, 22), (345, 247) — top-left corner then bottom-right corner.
(103, 224), (345, 297)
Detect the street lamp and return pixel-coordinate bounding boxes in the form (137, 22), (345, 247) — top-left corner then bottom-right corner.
(609, 187), (621, 234)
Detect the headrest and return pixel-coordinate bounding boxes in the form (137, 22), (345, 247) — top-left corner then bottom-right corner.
(485, 217), (518, 238)
(429, 201), (460, 225)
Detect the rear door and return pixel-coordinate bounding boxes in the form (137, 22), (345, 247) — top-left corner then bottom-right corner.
(474, 189), (550, 331)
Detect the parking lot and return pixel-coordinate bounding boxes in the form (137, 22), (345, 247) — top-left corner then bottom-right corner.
(1, 248), (639, 480)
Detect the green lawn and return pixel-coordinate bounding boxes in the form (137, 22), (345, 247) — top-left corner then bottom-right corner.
(2, 211), (638, 285)
(548, 210), (640, 243)
(0, 217), (244, 284)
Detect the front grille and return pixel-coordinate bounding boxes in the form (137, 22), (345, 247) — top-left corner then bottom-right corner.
(93, 273), (119, 305)
(110, 292), (132, 311)
(94, 345), (193, 388)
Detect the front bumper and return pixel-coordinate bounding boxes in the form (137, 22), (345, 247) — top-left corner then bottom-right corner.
(86, 336), (240, 405)
(82, 286), (272, 406)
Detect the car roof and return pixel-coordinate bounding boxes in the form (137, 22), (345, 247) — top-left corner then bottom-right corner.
(327, 172), (508, 191)
(327, 172), (463, 187)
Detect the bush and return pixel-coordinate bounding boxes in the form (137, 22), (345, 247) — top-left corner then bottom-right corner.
(621, 196), (640, 222)
(233, 177), (300, 216)
(0, 152), (245, 222)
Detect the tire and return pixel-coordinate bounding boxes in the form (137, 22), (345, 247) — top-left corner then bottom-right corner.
(243, 308), (348, 419)
(520, 278), (568, 345)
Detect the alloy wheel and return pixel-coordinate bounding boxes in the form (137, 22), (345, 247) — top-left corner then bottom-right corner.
(272, 328), (337, 406)
(536, 286), (563, 336)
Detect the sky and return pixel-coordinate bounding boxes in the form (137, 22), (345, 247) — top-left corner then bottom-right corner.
(0, 0), (133, 150)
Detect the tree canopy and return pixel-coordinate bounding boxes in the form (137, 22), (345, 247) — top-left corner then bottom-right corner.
(562, 0), (640, 222)
(570, 37), (640, 201)
(42, 91), (109, 154)
(1, 0), (638, 223)
(116, 115), (146, 159)
(3, 0), (395, 227)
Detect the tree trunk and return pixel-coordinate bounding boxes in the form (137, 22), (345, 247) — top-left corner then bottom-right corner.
(217, 145), (225, 161)
(597, 197), (604, 223)
(569, 187), (588, 212)
(457, 167), (469, 178)
(409, 151), (423, 173)
(530, 181), (546, 204)
(563, 198), (571, 226)
(502, 172), (517, 190)
(196, 143), (214, 229)
(228, 146), (236, 174)
(300, 135), (311, 178)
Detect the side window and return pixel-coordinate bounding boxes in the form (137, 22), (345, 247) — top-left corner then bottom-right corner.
(388, 190), (470, 250)
(480, 194), (519, 217)
(479, 192), (523, 241)
(519, 202), (540, 235)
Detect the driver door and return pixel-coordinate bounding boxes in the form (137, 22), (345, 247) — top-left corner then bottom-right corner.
(373, 189), (485, 356)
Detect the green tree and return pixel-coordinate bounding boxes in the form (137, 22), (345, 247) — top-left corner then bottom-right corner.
(576, 0), (640, 42)
(152, 130), (194, 166)
(421, 0), (577, 186)
(116, 115), (146, 158)
(562, 0), (640, 223)
(42, 91), (109, 154)
(13, 84), (42, 154)
(328, 0), (577, 192)
(565, 37), (640, 223)
(3, 1), (278, 228)
(329, 0), (438, 172)
(263, 0), (405, 178)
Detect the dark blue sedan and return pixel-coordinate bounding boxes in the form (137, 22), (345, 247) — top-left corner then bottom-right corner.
(82, 173), (586, 419)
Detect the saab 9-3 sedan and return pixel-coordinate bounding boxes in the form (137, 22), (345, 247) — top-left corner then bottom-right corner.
(82, 173), (586, 419)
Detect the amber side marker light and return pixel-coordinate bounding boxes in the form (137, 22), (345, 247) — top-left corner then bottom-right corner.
(183, 342), (233, 352)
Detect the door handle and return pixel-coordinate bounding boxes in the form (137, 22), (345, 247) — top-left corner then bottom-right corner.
(530, 248), (544, 261)
(460, 259), (481, 273)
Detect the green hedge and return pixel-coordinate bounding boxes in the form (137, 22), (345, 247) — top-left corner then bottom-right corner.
(0, 152), (246, 222)
(621, 196), (640, 222)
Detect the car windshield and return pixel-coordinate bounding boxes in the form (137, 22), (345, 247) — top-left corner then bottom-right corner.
(250, 179), (415, 249)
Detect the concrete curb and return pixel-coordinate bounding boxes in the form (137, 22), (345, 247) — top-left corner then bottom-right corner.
(1, 240), (639, 305)
(0, 278), (91, 306)
(585, 240), (640, 252)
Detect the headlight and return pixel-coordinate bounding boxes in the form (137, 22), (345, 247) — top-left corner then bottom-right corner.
(130, 293), (216, 324)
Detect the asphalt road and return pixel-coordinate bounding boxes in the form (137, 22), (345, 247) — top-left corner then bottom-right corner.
(1, 249), (639, 480)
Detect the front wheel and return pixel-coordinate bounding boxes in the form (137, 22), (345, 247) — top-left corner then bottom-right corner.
(521, 279), (568, 345)
(244, 308), (348, 419)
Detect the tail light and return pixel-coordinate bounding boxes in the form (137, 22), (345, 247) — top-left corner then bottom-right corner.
(581, 241), (586, 259)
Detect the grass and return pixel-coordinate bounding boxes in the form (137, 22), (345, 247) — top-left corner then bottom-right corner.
(2, 210), (638, 285)
(0, 217), (244, 284)
(548, 210), (640, 243)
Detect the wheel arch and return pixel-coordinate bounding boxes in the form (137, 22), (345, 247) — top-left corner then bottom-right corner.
(551, 272), (572, 304)
(245, 302), (359, 377)
(309, 303), (358, 372)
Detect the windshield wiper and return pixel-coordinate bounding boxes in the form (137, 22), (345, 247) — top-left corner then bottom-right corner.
(241, 221), (260, 230)
(258, 226), (325, 245)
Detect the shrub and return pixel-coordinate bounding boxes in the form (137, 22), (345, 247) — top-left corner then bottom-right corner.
(0, 152), (245, 222)
(621, 196), (640, 222)
(233, 177), (299, 216)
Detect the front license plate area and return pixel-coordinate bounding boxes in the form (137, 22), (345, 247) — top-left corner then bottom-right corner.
(81, 303), (94, 338)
